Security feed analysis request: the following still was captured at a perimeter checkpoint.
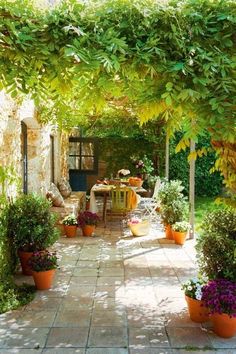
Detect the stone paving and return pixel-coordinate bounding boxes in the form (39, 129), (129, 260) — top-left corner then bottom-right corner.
(0, 219), (236, 354)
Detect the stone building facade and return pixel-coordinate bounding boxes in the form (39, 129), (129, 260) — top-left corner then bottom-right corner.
(0, 91), (64, 198)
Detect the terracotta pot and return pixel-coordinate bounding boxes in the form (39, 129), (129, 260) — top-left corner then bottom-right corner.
(18, 250), (34, 275)
(32, 269), (56, 290)
(173, 230), (187, 245)
(82, 224), (95, 237)
(185, 295), (209, 323)
(64, 225), (77, 238)
(211, 313), (236, 338)
(165, 224), (173, 240)
(86, 201), (90, 210)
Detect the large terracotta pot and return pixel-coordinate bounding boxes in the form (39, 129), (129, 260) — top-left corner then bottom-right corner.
(185, 295), (209, 323)
(64, 225), (77, 238)
(165, 224), (173, 240)
(211, 313), (236, 338)
(82, 224), (95, 237)
(173, 231), (187, 245)
(18, 250), (34, 275)
(32, 269), (56, 290)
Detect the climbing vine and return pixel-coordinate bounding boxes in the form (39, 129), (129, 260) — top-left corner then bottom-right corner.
(0, 0), (235, 191)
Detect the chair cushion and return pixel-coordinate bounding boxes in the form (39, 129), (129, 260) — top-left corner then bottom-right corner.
(46, 183), (65, 207)
(58, 178), (72, 198)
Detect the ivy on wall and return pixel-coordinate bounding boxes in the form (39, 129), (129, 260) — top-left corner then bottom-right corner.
(0, 0), (235, 191)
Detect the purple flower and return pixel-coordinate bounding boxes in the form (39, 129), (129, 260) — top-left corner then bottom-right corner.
(202, 279), (236, 317)
(28, 250), (58, 272)
(77, 211), (100, 227)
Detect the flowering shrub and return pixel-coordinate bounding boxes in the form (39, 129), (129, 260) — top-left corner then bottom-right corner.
(172, 221), (191, 232)
(201, 279), (236, 317)
(28, 250), (58, 272)
(62, 214), (77, 226)
(181, 277), (208, 300)
(131, 155), (154, 175)
(77, 211), (100, 227)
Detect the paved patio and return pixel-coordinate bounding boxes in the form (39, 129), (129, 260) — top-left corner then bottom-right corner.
(0, 219), (235, 354)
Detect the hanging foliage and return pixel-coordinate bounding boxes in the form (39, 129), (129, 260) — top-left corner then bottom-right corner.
(0, 0), (235, 190)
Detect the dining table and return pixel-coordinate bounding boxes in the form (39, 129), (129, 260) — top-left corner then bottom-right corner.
(89, 183), (147, 221)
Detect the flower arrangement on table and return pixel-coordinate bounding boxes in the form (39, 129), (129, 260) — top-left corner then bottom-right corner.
(127, 216), (150, 236)
(77, 210), (100, 227)
(28, 250), (58, 272)
(201, 279), (236, 317)
(131, 155), (154, 177)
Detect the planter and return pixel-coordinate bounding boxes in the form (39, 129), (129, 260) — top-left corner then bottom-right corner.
(64, 225), (77, 238)
(128, 220), (150, 236)
(185, 295), (209, 323)
(173, 230), (187, 245)
(18, 250), (34, 275)
(211, 313), (236, 338)
(82, 224), (95, 237)
(32, 269), (56, 290)
(165, 224), (173, 240)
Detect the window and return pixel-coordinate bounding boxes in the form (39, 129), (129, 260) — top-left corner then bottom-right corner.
(68, 137), (98, 174)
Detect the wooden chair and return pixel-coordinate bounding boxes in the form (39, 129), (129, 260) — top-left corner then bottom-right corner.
(104, 186), (136, 226)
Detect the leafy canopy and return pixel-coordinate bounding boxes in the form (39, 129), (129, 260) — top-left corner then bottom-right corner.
(0, 0), (235, 189)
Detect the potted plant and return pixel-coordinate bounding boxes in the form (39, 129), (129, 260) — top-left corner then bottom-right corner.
(28, 250), (58, 290)
(201, 279), (236, 338)
(172, 221), (191, 245)
(181, 276), (209, 323)
(77, 210), (100, 236)
(158, 179), (188, 239)
(6, 194), (59, 275)
(127, 216), (150, 236)
(62, 214), (77, 238)
(196, 208), (236, 282)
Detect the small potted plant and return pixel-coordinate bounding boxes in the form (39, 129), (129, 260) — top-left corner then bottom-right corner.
(77, 211), (100, 236)
(62, 214), (78, 238)
(201, 279), (236, 338)
(28, 250), (58, 290)
(181, 276), (209, 323)
(127, 216), (150, 236)
(172, 220), (191, 245)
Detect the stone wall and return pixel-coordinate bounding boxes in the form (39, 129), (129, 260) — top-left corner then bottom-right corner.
(0, 91), (62, 198)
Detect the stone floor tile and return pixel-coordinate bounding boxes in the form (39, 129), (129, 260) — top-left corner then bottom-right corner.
(127, 309), (165, 328)
(88, 326), (128, 347)
(124, 267), (150, 278)
(91, 309), (127, 327)
(73, 268), (98, 277)
(3, 328), (50, 349)
(165, 311), (202, 328)
(0, 311), (22, 329)
(166, 327), (213, 349)
(86, 349), (128, 354)
(130, 349), (173, 354)
(129, 326), (170, 348)
(53, 308), (91, 327)
(46, 327), (89, 347)
(96, 277), (124, 286)
(99, 260), (124, 268)
(172, 350), (216, 354)
(149, 267), (176, 277)
(60, 296), (94, 309)
(99, 267), (124, 277)
(43, 349), (85, 354)
(76, 260), (99, 268)
(93, 297), (125, 310)
(207, 330), (236, 349)
(70, 276), (97, 286)
(13, 311), (56, 328)
(0, 350), (43, 354)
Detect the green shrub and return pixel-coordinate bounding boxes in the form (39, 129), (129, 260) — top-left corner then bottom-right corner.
(196, 208), (236, 281)
(6, 194), (60, 252)
(0, 282), (35, 314)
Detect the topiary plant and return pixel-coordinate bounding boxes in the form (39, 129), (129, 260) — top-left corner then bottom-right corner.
(6, 194), (60, 252)
(196, 208), (236, 282)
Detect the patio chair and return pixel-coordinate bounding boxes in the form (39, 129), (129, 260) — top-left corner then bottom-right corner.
(139, 177), (161, 221)
(104, 186), (138, 227)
